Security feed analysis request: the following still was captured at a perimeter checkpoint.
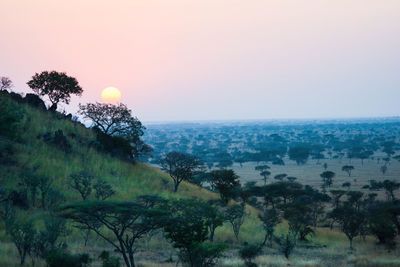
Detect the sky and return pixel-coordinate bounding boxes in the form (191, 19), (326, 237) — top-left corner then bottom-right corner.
(1, 0), (400, 122)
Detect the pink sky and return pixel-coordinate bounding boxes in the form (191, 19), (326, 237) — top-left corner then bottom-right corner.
(1, 0), (400, 121)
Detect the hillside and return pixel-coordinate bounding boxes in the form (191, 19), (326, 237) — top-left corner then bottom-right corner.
(1, 92), (400, 267)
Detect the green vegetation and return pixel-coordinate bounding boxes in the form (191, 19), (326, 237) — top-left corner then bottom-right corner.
(1, 82), (400, 267)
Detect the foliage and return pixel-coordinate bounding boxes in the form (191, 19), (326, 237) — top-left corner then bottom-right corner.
(0, 95), (24, 139)
(6, 218), (36, 265)
(239, 243), (262, 267)
(46, 249), (91, 267)
(69, 171), (94, 200)
(259, 208), (281, 246)
(163, 199), (227, 267)
(160, 152), (202, 192)
(60, 199), (167, 267)
(225, 203), (246, 240)
(288, 146), (310, 165)
(94, 180), (115, 200)
(99, 251), (121, 267)
(278, 231), (297, 259)
(27, 71), (83, 110)
(209, 169), (240, 204)
(79, 102), (149, 160)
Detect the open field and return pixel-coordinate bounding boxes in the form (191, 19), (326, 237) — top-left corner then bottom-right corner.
(232, 158), (400, 197)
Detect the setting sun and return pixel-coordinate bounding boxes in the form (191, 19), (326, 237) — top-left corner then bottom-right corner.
(101, 87), (121, 103)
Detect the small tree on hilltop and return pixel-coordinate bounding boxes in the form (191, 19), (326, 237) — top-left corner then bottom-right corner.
(79, 102), (149, 160)
(0, 76), (13, 91)
(159, 152), (202, 192)
(27, 71), (83, 111)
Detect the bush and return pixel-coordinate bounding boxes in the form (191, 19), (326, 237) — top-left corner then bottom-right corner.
(369, 215), (397, 248)
(0, 95), (24, 139)
(99, 251), (120, 267)
(180, 242), (227, 267)
(239, 243), (262, 267)
(46, 249), (91, 267)
(23, 93), (46, 110)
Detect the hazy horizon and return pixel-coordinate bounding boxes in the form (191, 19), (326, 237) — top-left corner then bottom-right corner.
(1, 0), (400, 121)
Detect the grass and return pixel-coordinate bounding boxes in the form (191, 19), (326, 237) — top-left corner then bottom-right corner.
(1, 94), (399, 266)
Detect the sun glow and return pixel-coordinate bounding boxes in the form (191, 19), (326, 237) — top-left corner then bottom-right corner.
(101, 87), (121, 103)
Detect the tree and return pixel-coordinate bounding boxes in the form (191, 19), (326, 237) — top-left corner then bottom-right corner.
(79, 103), (142, 137)
(320, 171), (335, 188)
(163, 199), (227, 267)
(33, 216), (69, 261)
(27, 71), (83, 110)
(259, 208), (281, 247)
(6, 218), (36, 265)
(204, 201), (225, 242)
(284, 201), (315, 241)
(60, 199), (167, 267)
(260, 170), (271, 185)
(0, 76), (13, 91)
(93, 180), (115, 200)
(342, 165), (354, 177)
(330, 190), (346, 209)
(79, 102), (148, 160)
(323, 163), (328, 170)
(288, 146), (310, 165)
(332, 205), (365, 250)
(274, 174), (287, 181)
(209, 169), (241, 204)
(382, 180), (400, 202)
(278, 231), (297, 259)
(160, 152), (202, 192)
(225, 203), (246, 240)
(69, 171), (94, 200)
(380, 165), (388, 175)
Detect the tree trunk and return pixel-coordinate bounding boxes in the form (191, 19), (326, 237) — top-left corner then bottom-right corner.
(174, 182), (179, 192)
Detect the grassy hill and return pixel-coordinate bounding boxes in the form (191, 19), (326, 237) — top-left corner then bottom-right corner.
(1, 92), (400, 267)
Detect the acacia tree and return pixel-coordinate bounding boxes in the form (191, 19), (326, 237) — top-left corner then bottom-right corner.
(79, 102), (149, 160)
(259, 208), (281, 247)
(60, 199), (167, 267)
(225, 203), (246, 240)
(163, 199), (227, 266)
(27, 71), (83, 110)
(69, 171), (94, 200)
(288, 146), (310, 165)
(342, 165), (354, 177)
(209, 169), (241, 204)
(320, 171), (335, 188)
(0, 76), (13, 91)
(159, 152), (202, 192)
(332, 204), (365, 250)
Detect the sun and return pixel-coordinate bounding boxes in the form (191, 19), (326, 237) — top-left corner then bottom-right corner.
(101, 87), (121, 103)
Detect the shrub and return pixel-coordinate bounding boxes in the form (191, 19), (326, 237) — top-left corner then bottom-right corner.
(0, 95), (24, 139)
(46, 249), (91, 267)
(239, 243), (262, 267)
(99, 251), (120, 267)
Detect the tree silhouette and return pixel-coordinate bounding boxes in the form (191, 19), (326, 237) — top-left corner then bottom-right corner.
(27, 71), (82, 111)
(341, 165), (354, 177)
(160, 152), (202, 192)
